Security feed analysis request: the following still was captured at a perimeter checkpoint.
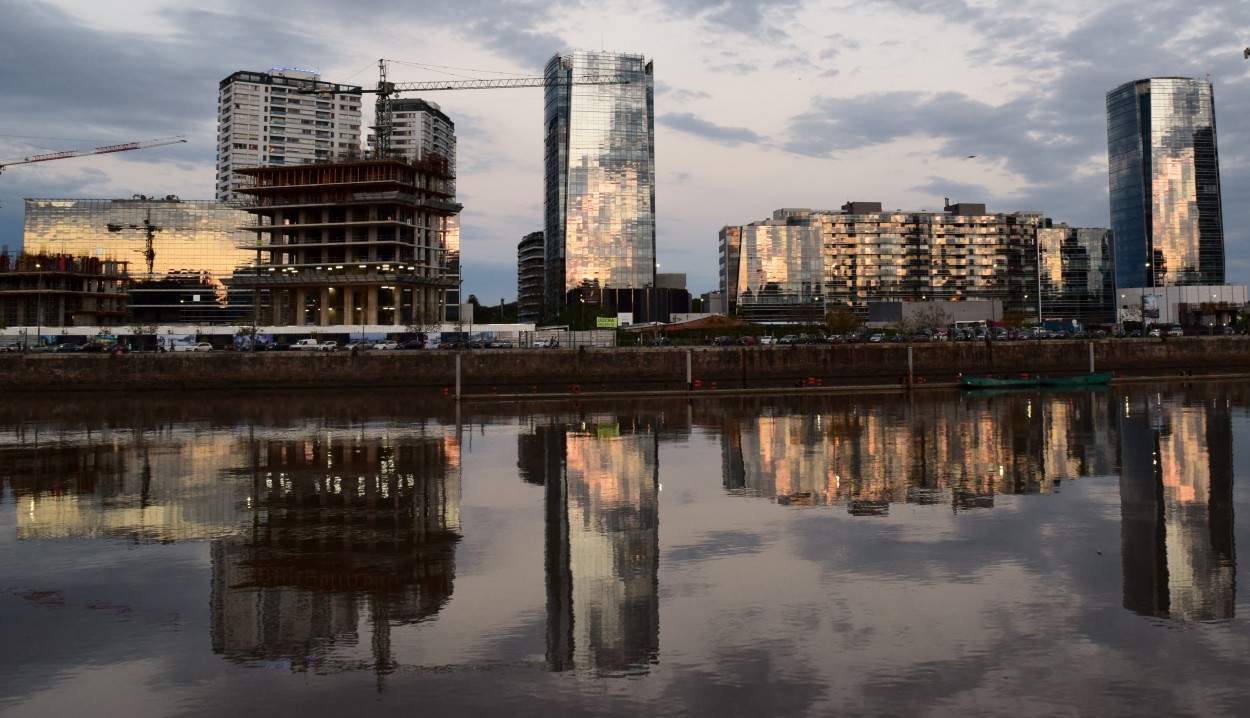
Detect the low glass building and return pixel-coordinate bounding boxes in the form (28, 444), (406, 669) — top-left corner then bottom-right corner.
(1037, 225), (1115, 325)
(24, 197), (256, 323)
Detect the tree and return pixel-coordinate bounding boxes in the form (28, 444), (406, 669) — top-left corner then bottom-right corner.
(1000, 309), (1029, 329)
(825, 308), (860, 335)
(910, 305), (952, 331)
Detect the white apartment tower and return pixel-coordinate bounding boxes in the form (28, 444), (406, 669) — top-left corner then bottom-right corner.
(370, 98), (457, 188)
(215, 68), (363, 201)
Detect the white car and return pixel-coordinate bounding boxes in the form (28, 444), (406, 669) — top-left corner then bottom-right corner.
(869, 333), (885, 343)
(757, 335), (777, 345)
(173, 342), (212, 352)
(374, 340), (399, 350)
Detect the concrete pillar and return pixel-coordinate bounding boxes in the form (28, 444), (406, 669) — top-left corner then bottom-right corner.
(294, 289), (306, 326)
(343, 287), (354, 325)
(391, 288), (401, 326)
(366, 286), (379, 326)
(320, 288), (331, 326)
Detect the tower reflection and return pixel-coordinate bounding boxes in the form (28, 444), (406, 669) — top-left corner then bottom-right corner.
(1119, 394), (1235, 620)
(210, 429), (462, 680)
(522, 415), (660, 674)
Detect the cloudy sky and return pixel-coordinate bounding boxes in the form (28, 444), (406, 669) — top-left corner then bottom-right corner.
(2, 0), (1249, 301)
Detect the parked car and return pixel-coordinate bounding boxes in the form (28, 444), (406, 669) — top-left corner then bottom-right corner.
(319, 341), (339, 352)
(534, 337), (560, 348)
(712, 335), (734, 346)
(869, 333), (885, 343)
(757, 335), (777, 346)
(650, 336), (673, 347)
(374, 340), (399, 350)
(738, 336), (756, 346)
(778, 335), (799, 345)
(173, 342), (213, 352)
(1166, 327), (1183, 337)
(54, 342), (79, 353)
(342, 342), (371, 351)
(398, 340), (425, 350)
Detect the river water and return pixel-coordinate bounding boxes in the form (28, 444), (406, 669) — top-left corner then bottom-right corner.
(2, 383), (1249, 717)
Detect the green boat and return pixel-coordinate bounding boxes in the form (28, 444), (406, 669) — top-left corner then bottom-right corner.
(959, 372), (1113, 389)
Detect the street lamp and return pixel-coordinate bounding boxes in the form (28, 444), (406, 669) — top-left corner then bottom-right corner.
(34, 262), (42, 351)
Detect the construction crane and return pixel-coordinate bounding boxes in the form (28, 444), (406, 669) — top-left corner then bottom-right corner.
(0, 136), (186, 175)
(302, 60), (630, 157)
(106, 202), (190, 277)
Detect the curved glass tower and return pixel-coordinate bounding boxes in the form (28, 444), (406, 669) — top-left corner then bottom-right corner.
(543, 51), (655, 312)
(1106, 77), (1224, 288)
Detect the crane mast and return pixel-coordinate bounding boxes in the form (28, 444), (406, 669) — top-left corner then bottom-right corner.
(0, 136), (186, 174)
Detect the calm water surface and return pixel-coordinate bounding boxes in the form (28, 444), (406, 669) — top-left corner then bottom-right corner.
(2, 384), (1250, 717)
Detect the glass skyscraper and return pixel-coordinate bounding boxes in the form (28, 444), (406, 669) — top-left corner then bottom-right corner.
(1106, 77), (1224, 288)
(543, 51), (655, 311)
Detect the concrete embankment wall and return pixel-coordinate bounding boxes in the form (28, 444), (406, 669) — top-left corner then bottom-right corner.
(2, 337), (1247, 395)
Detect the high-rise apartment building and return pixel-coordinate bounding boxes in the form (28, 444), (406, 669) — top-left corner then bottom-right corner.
(720, 202), (1044, 322)
(543, 51), (655, 312)
(373, 98), (456, 178)
(1106, 77), (1225, 288)
(216, 69), (363, 201)
(517, 231), (545, 324)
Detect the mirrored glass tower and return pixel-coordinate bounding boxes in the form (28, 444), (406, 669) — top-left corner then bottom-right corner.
(1106, 77), (1224, 288)
(543, 51), (655, 313)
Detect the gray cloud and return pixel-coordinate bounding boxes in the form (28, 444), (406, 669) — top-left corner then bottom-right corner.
(663, 0), (804, 37)
(659, 112), (766, 146)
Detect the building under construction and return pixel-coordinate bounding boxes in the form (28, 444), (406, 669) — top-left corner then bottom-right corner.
(0, 252), (130, 329)
(235, 157), (461, 327)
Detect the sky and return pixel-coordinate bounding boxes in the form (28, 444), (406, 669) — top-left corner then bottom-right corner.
(1, 0), (1249, 302)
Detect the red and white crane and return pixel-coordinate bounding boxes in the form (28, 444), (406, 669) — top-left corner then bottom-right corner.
(0, 136), (186, 174)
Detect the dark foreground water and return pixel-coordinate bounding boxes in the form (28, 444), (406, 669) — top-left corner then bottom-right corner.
(3, 383), (1250, 717)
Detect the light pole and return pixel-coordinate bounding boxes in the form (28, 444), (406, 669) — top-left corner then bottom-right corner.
(34, 262), (42, 351)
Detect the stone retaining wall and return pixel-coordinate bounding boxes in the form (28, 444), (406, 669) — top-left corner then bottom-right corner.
(2, 337), (1246, 394)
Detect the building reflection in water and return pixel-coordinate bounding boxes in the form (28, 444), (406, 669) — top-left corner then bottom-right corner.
(521, 415), (660, 674)
(7, 433), (253, 543)
(1119, 394), (1235, 620)
(714, 389), (1235, 622)
(210, 429), (462, 683)
(720, 392), (1118, 513)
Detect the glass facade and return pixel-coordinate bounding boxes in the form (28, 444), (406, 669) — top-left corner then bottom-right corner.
(24, 198), (254, 281)
(544, 51), (655, 311)
(1038, 225), (1115, 325)
(718, 210), (825, 323)
(1106, 78), (1224, 288)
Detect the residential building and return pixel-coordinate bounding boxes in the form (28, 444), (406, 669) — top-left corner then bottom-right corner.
(517, 231), (544, 324)
(543, 51), (655, 314)
(1106, 77), (1224, 288)
(216, 69), (363, 201)
(1037, 225), (1116, 325)
(719, 202), (1043, 323)
(234, 158), (461, 327)
(376, 99), (456, 181)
